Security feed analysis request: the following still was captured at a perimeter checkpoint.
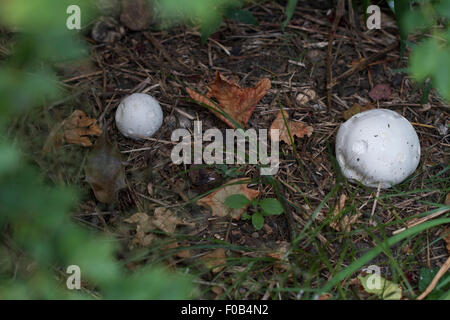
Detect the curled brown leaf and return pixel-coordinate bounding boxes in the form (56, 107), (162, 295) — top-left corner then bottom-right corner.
(269, 110), (313, 146)
(187, 71), (271, 128)
(43, 110), (102, 152)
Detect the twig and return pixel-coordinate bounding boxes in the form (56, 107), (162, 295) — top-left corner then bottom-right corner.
(369, 182), (382, 225)
(326, 0), (345, 109)
(143, 32), (190, 70)
(62, 70), (103, 83)
(327, 42), (398, 90)
(392, 207), (450, 235)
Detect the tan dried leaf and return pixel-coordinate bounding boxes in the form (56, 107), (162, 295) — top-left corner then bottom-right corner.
(318, 293), (332, 300)
(152, 207), (191, 234)
(202, 248), (226, 273)
(342, 103), (375, 120)
(269, 110), (313, 146)
(187, 71), (271, 128)
(124, 212), (155, 248)
(266, 241), (290, 271)
(163, 242), (191, 259)
(124, 209), (192, 248)
(43, 110), (102, 152)
(197, 178), (260, 220)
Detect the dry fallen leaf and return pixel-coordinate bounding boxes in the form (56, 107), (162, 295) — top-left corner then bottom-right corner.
(197, 178), (260, 220)
(369, 83), (392, 101)
(342, 103), (375, 120)
(211, 286), (224, 300)
(163, 242), (191, 259)
(152, 207), (192, 234)
(442, 227), (450, 254)
(269, 110), (313, 146)
(124, 209), (193, 248)
(187, 71), (271, 128)
(85, 132), (126, 204)
(124, 212), (155, 248)
(201, 248), (227, 273)
(266, 241), (290, 271)
(329, 194), (361, 232)
(43, 110), (102, 152)
(318, 293), (332, 300)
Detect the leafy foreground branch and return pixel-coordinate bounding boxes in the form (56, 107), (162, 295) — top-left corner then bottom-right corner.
(0, 0), (194, 299)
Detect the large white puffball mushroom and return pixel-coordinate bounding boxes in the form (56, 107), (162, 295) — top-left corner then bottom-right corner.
(115, 93), (163, 140)
(336, 109), (420, 189)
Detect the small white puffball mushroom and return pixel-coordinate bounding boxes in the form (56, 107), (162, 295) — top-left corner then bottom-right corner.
(336, 109), (420, 189)
(115, 93), (163, 140)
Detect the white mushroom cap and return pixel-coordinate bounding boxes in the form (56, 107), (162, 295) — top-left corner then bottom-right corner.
(115, 93), (163, 140)
(336, 109), (420, 188)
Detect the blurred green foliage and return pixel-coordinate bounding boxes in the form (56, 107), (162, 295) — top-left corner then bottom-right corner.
(156, 0), (257, 43)
(389, 0), (450, 101)
(0, 0), (193, 299)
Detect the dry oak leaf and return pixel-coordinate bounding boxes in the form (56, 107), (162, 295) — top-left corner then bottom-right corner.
(124, 209), (192, 248)
(43, 110), (102, 152)
(201, 248), (227, 273)
(152, 207), (193, 234)
(186, 71), (271, 128)
(269, 110), (313, 146)
(196, 178), (260, 220)
(124, 212), (156, 248)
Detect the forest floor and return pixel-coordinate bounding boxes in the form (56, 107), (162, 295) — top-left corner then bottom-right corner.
(14, 1), (449, 299)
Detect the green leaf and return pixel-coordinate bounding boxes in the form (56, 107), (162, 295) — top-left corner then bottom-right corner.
(410, 38), (439, 81)
(434, 49), (450, 101)
(260, 198), (284, 216)
(242, 213), (251, 220)
(418, 267), (450, 299)
(225, 194), (251, 209)
(252, 212), (264, 230)
(282, 0), (298, 30)
(201, 14), (223, 44)
(394, 0), (412, 54)
(225, 8), (258, 25)
(358, 274), (402, 300)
